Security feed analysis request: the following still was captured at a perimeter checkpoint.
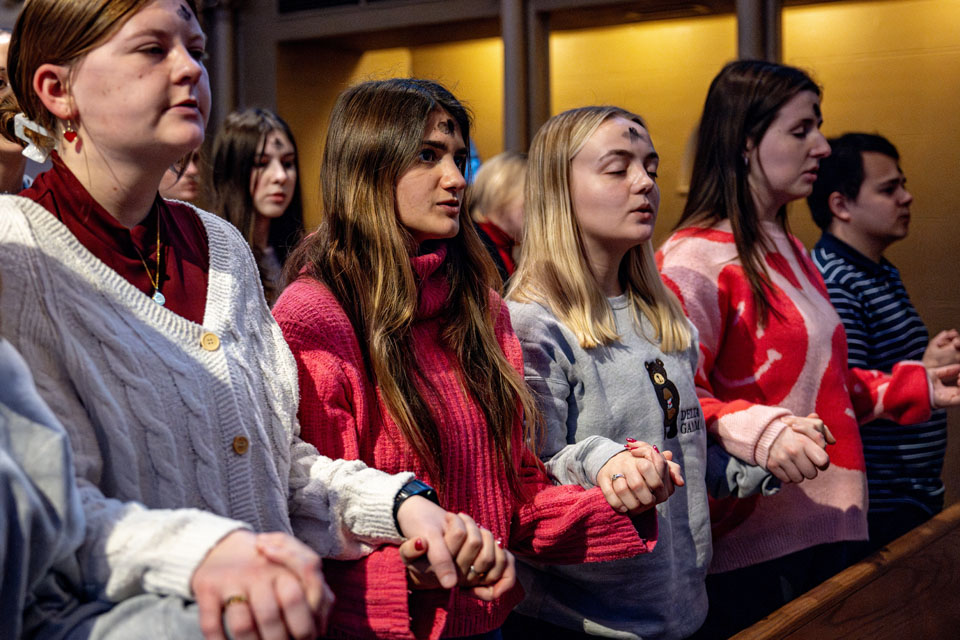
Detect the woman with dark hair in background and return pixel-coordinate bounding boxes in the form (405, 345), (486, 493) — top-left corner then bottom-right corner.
(273, 78), (655, 639)
(657, 59), (960, 637)
(211, 108), (304, 305)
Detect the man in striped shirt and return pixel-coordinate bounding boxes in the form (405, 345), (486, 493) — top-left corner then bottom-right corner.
(808, 132), (960, 557)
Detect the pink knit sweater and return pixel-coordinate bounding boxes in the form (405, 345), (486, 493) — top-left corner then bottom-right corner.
(657, 221), (931, 573)
(273, 244), (654, 639)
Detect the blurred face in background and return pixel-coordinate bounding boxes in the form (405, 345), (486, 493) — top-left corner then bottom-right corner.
(250, 129), (296, 219)
(0, 31), (22, 156)
(159, 149), (202, 202)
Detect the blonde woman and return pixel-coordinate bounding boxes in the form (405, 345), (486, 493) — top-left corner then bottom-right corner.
(505, 106), (775, 639)
(467, 151), (526, 282)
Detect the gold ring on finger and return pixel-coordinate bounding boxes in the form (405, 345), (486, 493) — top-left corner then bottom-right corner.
(223, 594), (248, 608)
(468, 565), (487, 579)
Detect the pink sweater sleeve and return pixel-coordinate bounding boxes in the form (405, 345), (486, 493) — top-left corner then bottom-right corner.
(274, 280), (434, 639)
(493, 296), (657, 562)
(510, 446), (657, 561)
(657, 236), (791, 467)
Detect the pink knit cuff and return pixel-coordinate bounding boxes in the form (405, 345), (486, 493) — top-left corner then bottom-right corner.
(754, 419), (788, 470)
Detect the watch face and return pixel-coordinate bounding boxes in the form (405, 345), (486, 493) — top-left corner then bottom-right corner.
(398, 479), (439, 503)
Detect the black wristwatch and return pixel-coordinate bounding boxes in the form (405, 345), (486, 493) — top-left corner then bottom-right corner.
(393, 478), (440, 534)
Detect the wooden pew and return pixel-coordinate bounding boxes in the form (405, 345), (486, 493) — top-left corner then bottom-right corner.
(732, 502), (960, 639)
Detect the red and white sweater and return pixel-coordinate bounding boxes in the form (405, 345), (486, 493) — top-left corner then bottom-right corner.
(273, 244), (654, 639)
(656, 221), (931, 573)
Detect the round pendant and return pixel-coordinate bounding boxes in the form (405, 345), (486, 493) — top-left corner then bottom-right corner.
(152, 290), (166, 306)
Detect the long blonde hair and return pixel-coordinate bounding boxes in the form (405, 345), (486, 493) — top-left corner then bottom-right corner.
(509, 106), (691, 352)
(286, 78), (538, 498)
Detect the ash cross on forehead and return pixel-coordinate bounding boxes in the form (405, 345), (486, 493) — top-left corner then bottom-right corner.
(624, 126), (643, 142)
(270, 136), (286, 150)
(177, 4), (193, 20)
(436, 118), (456, 135)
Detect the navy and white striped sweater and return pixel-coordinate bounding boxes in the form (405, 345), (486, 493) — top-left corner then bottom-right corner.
(812, 233), (945, 516)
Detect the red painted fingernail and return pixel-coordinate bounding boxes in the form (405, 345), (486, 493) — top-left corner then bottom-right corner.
(414, 538), (424, 551)
(625, 437), (637, 443)
(652, 445), (660, 453)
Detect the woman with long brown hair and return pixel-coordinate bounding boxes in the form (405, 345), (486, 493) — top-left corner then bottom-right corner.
(273, 78), (655, 639)
(657, 59), (960, 636)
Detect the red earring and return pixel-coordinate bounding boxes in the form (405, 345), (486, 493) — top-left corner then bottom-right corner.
(64, 122), (77, 143)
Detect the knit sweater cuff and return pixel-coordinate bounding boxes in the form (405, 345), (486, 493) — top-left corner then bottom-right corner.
(143, 512), (249, 599)
(754, 419), (788, 470)
(343, 468), (416, 543)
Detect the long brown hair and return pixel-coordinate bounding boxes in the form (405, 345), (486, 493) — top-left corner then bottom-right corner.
(286, 78), (537, 498)
(211, 108), (304, 264)
(0, 0), (200, 151)
(676, 60), (820, 322)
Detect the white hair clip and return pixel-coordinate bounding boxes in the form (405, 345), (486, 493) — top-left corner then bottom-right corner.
(14, 112), (53, 163)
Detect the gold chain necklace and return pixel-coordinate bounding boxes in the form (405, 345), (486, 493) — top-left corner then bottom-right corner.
(132, 208), (165, 306)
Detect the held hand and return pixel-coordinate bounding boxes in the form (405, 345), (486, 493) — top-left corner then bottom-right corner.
(192, 530), (330, 640)
(597, 443), (675, 514)
(627, 442), (686, 488)
(766, 418), (831, 484)
(465, 531), (516, 602)
(923, 330), (960, 368)
(399, 519), (516, 601)
(781, 413), (836, 448)
(395, 495), (466, 589)
(930, 364), (960, 409)
(255, 533), (335, 634)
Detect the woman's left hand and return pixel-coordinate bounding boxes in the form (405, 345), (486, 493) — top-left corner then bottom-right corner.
(930, 364), (960, 408)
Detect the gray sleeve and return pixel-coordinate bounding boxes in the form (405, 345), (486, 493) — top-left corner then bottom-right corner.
(0, 341), (86, 638)
(508, 301), (623, 488)
(705, 438), (780, 499)
(688, 325), (779, 498)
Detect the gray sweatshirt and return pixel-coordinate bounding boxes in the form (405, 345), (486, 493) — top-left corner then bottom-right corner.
(507, 296), (776, 639)
(0, 338), (86, 639)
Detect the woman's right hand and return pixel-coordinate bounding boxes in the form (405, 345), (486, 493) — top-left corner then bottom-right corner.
(596, 442), (680, 514)
(766, 413), (835, 483)
(398, 512), (515, 601)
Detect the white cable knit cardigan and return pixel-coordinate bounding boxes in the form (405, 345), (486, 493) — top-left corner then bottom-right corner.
(0, 196), (411, 603)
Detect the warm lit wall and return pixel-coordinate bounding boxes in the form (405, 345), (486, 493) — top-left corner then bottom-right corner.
(782, 0), (960, 505)
(550, 15), (738, 245)
(409, 39), (504, 165)
(276, 38), (502, 231)
(277, 44), (412, 230)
